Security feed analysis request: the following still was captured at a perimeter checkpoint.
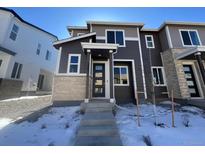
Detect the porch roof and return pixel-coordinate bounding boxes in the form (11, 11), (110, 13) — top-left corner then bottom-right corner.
(175, 46), (205, 60)
(0, 45), (16, 56)
(81, 42), (118, 51)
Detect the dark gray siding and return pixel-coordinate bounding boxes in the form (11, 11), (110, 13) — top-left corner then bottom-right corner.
(140, 31), (168, 100)
(114, 61), (135, 103)
(58, 38), (90, 73)
(159, 27), (170, 51)
(96, 39), (145, 99)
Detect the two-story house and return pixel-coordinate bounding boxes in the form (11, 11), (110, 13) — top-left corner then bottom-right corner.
(52, 20), (205, 105)
(0, 8), (58, 100)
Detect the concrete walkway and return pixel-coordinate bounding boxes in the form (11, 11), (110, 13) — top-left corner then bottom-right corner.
(75, 101), (122, 146)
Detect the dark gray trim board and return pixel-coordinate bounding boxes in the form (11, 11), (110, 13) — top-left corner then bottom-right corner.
(0, 45), (16, 56)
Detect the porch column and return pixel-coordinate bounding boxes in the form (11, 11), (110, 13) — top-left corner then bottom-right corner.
(85, 49), (91, 103)
(195, 52), (205, 84)
(109, 50), (115, 103)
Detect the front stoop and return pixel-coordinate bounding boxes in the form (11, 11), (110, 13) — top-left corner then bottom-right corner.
(74, 102), (122, 146)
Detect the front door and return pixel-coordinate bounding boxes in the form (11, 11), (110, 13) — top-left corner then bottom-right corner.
(183, 65), (200, 97)
(93, 63), (105, 97)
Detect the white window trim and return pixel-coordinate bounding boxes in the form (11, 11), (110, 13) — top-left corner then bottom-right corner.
(67, 54), (81, 74)
(114, 65), (129, 86)
(179, 29), (202, 47)
(105, 29), (126, 47)
(151, 66), (166, 86)
(145, 35), (155, 48)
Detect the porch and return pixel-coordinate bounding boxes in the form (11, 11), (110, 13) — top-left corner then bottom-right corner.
(81, 42), (118, 103)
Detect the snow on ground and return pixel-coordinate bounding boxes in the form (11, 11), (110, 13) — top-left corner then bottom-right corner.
(0, 96), (46, 102)
(0, 106), (81, 146)
(116, 103), (205, 146)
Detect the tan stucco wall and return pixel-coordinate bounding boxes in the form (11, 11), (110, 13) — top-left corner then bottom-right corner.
(52, 75), (86, 101)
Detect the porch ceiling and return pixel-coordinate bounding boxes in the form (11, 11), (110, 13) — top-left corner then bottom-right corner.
(175, 46), (205, 60)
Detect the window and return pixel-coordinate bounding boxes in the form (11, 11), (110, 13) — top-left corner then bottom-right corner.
(68, 54), (81, 74)
(145, 35), (155, 48)
(151, 67), (166, 86)
(106, 30), (125, 46)
(114, 66), (129, 86)
(0, 60), (2, 67)
(11, 62), (23, 79)
(36, 43), (41, 55)
(45, 50), (51, 60)
(180, 30), (201, 46)
(9, 24), (19, 41)
(77, 33), (85, 36)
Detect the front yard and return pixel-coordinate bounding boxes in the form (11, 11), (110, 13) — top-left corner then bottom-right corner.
(0, 101), (205, 146)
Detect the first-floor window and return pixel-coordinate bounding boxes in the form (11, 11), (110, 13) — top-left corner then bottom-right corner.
(114, 66), (129, 86)
(68, 54), (81, 74)
(11, 62), (23, 79)
(0, 60), (2, 67)
(151, 67), (166, 86)
(45, 50), (51, 60)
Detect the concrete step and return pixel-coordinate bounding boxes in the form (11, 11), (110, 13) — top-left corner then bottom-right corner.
(77, 124), (119, 136)
(81, 112), (115, 126)
(86, 102), (114, 108)
(75, 136), (122, 146)
(86, 107), (113, 113)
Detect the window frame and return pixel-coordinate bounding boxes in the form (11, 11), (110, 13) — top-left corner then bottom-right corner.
(179, 29), (202, 47)
(36, 43), (41, 55)
(67, 54), (81, 74)
(11, 62), (23, 79)
(145, 35), (155, 48)
(151, 66), (166, 86)
(9, 24), (19, 41)
(105, 29), (126, 47)
(45, 50), (51, 60)
(114, 65), (129, 86)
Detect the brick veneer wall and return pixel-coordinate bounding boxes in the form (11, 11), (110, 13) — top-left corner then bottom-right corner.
(0, 78), (23, 100)
(52, 75), (86, 101)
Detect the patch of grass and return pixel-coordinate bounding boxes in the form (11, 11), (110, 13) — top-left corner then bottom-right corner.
(41, 124), (47, 129)
(154, 122), (165, 128)
(65, 123), (70, 129)
(142, 135), (152, 146)
(182, 114), (190, 127)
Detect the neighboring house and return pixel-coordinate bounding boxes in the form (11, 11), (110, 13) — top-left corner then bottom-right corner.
(52, 20), (205, 105)
(0, 8), (58, 100)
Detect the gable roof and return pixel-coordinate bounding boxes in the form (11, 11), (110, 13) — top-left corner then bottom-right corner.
(53, 32), (96, 47)
(0, 7), (58, 39)
(0, 45), (16, 56)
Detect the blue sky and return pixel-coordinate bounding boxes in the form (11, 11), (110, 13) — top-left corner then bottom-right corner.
(10, 7), (205, 39)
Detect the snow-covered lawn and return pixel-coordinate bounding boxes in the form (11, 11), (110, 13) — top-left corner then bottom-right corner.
(116, 103), (205, 146)
(0, 106), (81, 146)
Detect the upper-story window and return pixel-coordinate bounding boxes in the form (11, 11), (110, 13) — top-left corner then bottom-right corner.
(106, 30), (125, 47)
(45, 50), (52, 60)
(151, 67), (166, 86)
(179, 30), (201, 46)
(68, 54), (81, 74)
(145, 35), (155, 48)
(9, 24), (19, 41)
(11, 62), (23, 79)
(36, 43), (41, 55)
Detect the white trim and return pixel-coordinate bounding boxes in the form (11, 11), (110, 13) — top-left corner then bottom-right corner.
(87, 21), (144, 27)
(96, 36), (106, 40)
(114, 59), (138, 100)
(105, 29), (126, 47)
(81, 42), (118, 50)
(137, 28), (147, 99)
(145, 35), (155, 48)
(114, 66), (129, 86)
(55, 73), (86, 77)
(179, 29), (202, 47)
(92, 60), (110, 99)
(53, 32), (96, 45)
(181, 61), (204, 99)
(55, 46), (62, 74)
(151, 66), (167, 87)
(67, 54), (81, 74)
(125, 37), (139, 41)
(165, 26), (173, 48)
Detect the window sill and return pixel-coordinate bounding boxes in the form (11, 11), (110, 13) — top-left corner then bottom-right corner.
(114, 84), (129, 86)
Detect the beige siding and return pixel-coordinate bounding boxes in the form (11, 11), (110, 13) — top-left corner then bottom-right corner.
(72, 29), (89, 37)
(52, 75), (86, 101)
(92, 25), (139, 38)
